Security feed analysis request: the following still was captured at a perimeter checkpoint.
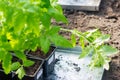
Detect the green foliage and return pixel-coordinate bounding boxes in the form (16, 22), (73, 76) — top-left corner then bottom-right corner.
(71, 34), (76, 47)
(82, 30), (118, 70)
(23, 59), (34, 67)
(11, 62), (21, 71)
(0, 0), (72, 79)
(61, 29), (118, 70)
(16, 66), (25, 80)
(0, 0), (118, 79)
(2, 52), (12, 74)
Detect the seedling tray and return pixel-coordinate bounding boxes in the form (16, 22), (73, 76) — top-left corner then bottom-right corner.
(26, 47), (56, 77)
(57, 0), (102, 11)
(46, 46), (104, 80)
(43, 51), (56, 77)
(12, 58), (44, 80)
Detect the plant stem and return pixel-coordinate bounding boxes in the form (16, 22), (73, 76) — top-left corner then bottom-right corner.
(60, 28), (91, 43)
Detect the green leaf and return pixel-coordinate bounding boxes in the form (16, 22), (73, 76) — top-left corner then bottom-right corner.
(26, 13), (40, 36)
(14, 51), (26, 61)
(5, 7), (14, 26)
(85, 29), (98, 37)
(41, 0), (51, 8)
(99, 45), (118, 56)
(0, 1), (7, 11)
(23, 59), (34, 67)
(79, 46), (94, 58)
(89, 53), (104, 68)
(71, 34), (76, 47)
(51, 1), (63, 14)
(96, 53), (105, 67)
(84, 29), (101, 43)
(93, 34), (110, 46)
(0, 49), (6, 60)
(79, 37), (85, 49)
(48, 26), (60, 35)
(13, 10), (26, 33)
(2, 52), (12, 74)
(11, 62), (21, 71)
(41, 13), (51, 28)
(16, 66), (25, 79)
(1, 35), (7, 42)
(40, 36), (51, 54)
(48, 7), (68, 23)
(50, 34), (73, 48)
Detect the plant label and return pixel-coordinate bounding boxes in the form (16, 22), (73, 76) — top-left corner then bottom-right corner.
(37, 68), (43, 80)
(48, 55), (54, 65)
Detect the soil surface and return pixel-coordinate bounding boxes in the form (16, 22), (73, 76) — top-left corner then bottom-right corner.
(54, 0), (120, 80)
(28, 46), (55, 59)
(24, 59), (42, 76)
(13, 58), (43, 80)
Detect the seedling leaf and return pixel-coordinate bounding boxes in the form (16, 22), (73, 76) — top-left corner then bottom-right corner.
(16, 66), (25, 79)
(11, 62), (21, 71)
(23, 59), (35, 67)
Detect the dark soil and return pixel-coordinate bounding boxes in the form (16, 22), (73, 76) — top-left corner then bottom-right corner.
(13, 58), (43, 80)
(0, 64), (12, 80)
(28, 46), (55, 59)
(12, 57), (43, 76)
(0, 57), (43, 80)
(53, 0), (120, 80)
(24, 59), (42, 76)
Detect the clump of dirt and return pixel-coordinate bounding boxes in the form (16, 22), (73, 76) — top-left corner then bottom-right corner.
(53, 0), (120, 80)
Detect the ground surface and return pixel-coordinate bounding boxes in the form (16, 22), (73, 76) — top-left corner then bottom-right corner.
(55, 0), (120, 80)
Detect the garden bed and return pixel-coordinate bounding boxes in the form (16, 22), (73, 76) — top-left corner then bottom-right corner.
(53, 0), (120, 80)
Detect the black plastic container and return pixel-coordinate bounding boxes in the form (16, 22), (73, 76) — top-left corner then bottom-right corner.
(43, 50), (55, 77)
(26, 47), (56, 77)
(12, 58), (44, 80)
(0, 70), (12, 80)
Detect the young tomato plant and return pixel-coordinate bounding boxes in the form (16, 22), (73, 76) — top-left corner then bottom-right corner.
(61, 28), (118, 70)
(0, 0), (72, 79)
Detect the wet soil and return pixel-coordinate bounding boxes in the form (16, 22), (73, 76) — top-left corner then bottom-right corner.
(54, 0), (120, 80)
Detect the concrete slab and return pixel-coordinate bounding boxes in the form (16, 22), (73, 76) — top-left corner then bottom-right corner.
(57, 0), (102, 11)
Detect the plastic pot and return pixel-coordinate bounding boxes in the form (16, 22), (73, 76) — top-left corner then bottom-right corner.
(26, 46), (56, 77)
(42, 49), (55, 77)
(53, 46), (104, 80)
(12, 58), (44, 80)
